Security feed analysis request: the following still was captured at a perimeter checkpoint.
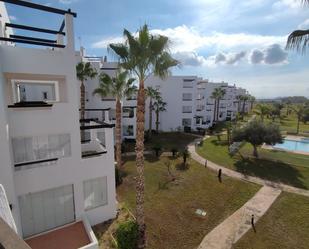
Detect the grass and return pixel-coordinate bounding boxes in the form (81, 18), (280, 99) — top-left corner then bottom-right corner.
(197, 135), (309, 189)
(117, 155), (260, 249)
(123, 132), (198, 153)
(254, 106), (309, 135)
(232, 192), (309, 249)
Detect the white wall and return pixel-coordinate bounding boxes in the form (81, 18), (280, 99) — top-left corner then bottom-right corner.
(0, 13), (116, 237)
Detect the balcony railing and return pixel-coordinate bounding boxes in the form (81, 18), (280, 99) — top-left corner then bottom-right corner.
(0, 0), (76, 49)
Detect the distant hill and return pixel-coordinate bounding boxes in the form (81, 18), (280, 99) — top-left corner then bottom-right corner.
(258, 96), (308, 104)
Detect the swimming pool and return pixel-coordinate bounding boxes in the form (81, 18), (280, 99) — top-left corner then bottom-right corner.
(273, 138), (309, 153)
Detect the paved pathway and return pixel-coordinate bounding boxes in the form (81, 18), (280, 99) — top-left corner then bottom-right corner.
(188, 140), (309, 197)
(197, 186), (281, 249)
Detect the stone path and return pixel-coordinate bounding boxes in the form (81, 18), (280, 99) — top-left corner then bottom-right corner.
(190, 135), (309, 248)
(197, 186), (281, 249)
(188, 140), (309, 197)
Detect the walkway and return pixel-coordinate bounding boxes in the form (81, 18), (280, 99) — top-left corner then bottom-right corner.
(197, 186), (281, 249)
(188, 140), (309, 197)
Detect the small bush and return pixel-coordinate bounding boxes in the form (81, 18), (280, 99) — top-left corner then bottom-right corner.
(153, 144), (162, 157)
(171, 148), (178, 157)
(115, 220), (138, 249)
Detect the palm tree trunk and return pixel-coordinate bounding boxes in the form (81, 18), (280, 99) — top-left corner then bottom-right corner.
(217, 99), (220, 121)
(156, 110), (159, 133)
(80, 81), (85, 120)
(242, 101), (246, 116)
(253, 145), (258, 158)
(115, 99), (122, 168)
(135, 80), (146, 249)
(213, 100), (217, 123)
(148, 98), (152, 138)
(297, 116), (300, 134)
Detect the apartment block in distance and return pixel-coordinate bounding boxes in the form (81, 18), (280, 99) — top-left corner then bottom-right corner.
(0, 1), (116, 248)
(79, 51), (137, 141)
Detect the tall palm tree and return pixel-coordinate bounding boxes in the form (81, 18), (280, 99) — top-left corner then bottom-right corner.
(211, 88), (226, 122)
(254, 104), (270, 122)
(76, 62), (97, 120)
(291, 104), (305, 133)
(93, 70), (136, 168)
(146, 86), (160, 138)
(249, 95), (256, 110)
(240, 95), (250, 116)
(286, 0), (309, 53)
(109, 25), (179, 248)
(153, 97), (167, 133)
(285, 99), (292, 116)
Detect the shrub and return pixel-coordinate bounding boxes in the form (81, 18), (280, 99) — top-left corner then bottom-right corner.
(115, 220), (138, 249)
(153, 144), (162, 157)
(171, 148), (178, 157)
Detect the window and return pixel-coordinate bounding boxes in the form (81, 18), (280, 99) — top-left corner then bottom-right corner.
(11, 80), (59, 103)
(183, 79), (194, 88)
(182, 93), (192, 101)
(122, 107), (134, 118)
(42, 92), (48, 100)
(12, 134), (71, 169)
(83, 177), (108, 210)
(123, 125), (134, 136)
(182, 106), (192, 113)
(182, 118), (192, 126)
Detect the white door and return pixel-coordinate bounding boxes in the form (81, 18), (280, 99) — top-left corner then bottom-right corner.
(19, 184), (75, 238)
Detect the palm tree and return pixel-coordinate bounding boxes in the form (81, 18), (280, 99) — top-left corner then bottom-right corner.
(109, 25), (179, 248)
(76, 62), (97, 120)
(153, 97), (167, 133)
(93, 70), (136, 168)
(146, 86), (160, 138)
(254, 104), (270, 122)
(240, 95), (250, 117)
(249, 95), (256, 110)
(211, 88), (226, 122)
(291, 104), (306, 133)
(285, 99), (292, 116)
(286, 1), (309, 53)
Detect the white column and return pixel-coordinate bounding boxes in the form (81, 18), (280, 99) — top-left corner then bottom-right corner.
(64, 13), (75, 51)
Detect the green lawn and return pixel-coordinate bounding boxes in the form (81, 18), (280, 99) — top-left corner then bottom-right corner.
(123, 132), (198, 153)
(117, 156), (260, 249)
(233, 192), (309, 249)
(197, 136), (309, 189)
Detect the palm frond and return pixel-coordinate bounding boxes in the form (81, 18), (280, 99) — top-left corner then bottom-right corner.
(286, 29), (309, 53)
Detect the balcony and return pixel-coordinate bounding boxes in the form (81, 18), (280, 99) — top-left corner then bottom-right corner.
(25, 216), (98, 249)
(0, 0), (76, 50)
(81, 140), (106, 158)
(80, 120), (114, 159)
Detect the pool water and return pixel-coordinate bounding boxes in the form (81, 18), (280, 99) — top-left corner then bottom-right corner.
(274, 139), (309, 153)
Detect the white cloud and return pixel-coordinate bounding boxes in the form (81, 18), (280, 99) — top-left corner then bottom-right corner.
(173, 51), (207, 67)
(272, 0), (302, 9)
(93, 25), (286, 53)
(249, 44), (288, 65)
(250, 49), (264, 64)
(298, 18), (309, 29)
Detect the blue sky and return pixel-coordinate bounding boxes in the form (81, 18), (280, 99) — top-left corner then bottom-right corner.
(6, 0), (309, 98)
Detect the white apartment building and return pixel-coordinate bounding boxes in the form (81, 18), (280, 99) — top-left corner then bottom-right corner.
(81, 56), (251, 135)
(0, 1), (116, 247)
(145, 76), (250, 132)
(80, 53), (137, 141)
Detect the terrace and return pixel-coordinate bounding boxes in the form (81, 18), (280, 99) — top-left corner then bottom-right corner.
(25, 217), (98, 249)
